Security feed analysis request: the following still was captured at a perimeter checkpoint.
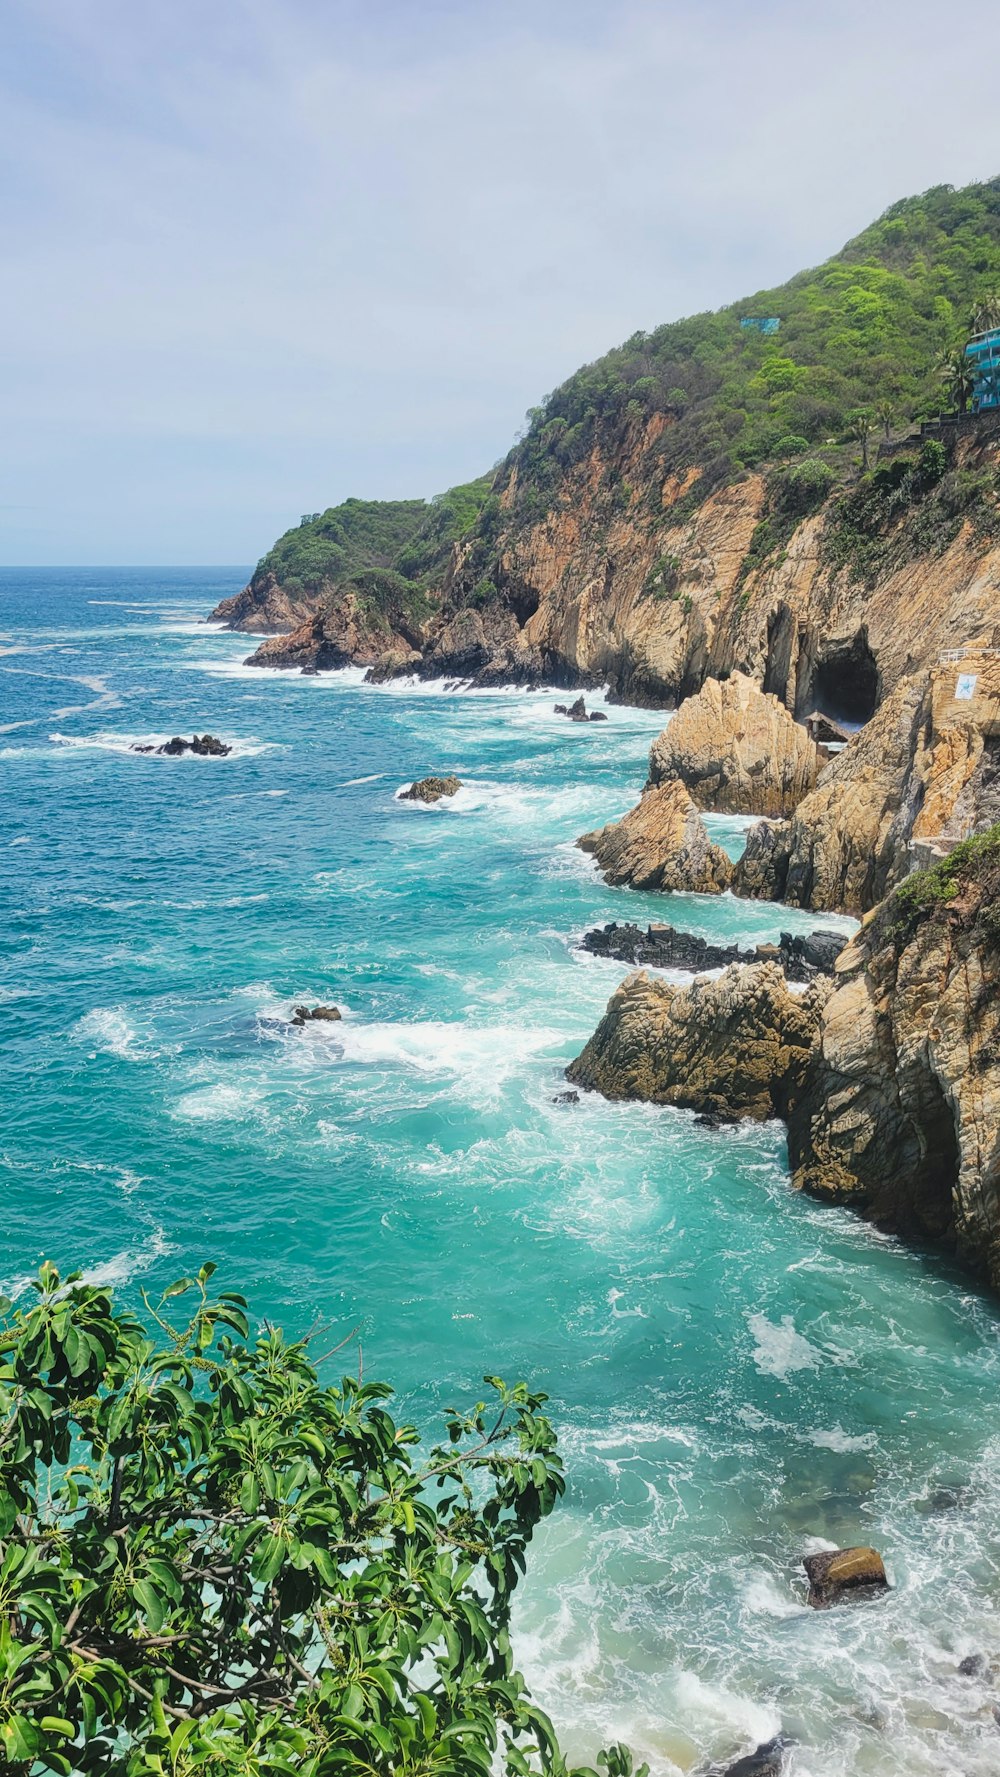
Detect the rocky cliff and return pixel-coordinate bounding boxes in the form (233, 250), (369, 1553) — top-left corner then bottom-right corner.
(732, 647), (1000, 913)
(571, 827), (1000, 1286)
(647, 671), (819, 815)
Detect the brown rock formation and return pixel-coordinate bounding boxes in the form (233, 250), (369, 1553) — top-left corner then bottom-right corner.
(245, 591), (423, 674)
(803, 1547), (889, 1609)
(647, 672), (819, 815)
(577, 781), (734, 894)
(733, 649), (1000, 914)
(212, 572), (319, 636)
(787, 835), (1000, 1284)
(566, 963), (829, 1122)
(399, 776), (461, 803)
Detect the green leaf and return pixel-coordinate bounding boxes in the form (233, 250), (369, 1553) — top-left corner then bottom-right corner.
(133, 1578), (165, 1632)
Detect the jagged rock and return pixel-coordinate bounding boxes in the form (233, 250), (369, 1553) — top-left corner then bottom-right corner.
(399, 775), (461, 803)
(291, 1005), (342, 1025)
(566, 963), (830, 1121)
(577, 781), (734, 895)
(721, 1738), (790, 1777)
(552, 1090), (580, 1105)
(787, 832), (1000, 1283)
(365, 647), (422, 683)
(553, 695), (609, 722)
(133, 734), (231, 757)
(579, 920), (845, 981)
(803, 1546), (889, 1609)
(959, 1654), (989, 1678)
(734, 651), (1000, 913)
(647, 672), (819, 815)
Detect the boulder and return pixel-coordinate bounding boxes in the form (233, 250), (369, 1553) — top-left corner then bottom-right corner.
(721, 1739), (789, 1777)
(566, 963), (830, 1122)
(803, 1546), (888, 1609)
(399, 776), (461, 803)
(577, 781), (734, 895)
(647, 672), (819, 816)
(554, 695), (609, 722)
(291, 1005), (342, 1025)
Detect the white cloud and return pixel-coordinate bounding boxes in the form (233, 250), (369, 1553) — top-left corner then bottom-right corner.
(2, 0), (999, 561)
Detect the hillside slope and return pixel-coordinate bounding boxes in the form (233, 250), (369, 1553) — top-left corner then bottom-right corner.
(215, 180), (1000, 709)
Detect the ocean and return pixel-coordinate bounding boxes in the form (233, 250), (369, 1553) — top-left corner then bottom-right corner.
(3, 565), (1000, 1775)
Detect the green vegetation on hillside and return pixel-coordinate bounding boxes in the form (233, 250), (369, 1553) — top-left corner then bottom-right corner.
(823, 437), (1000, 585)
(255, 478), (494, 614)
(885, 823), (1000, 947)
(0, 1262), (644, 1777)
(507, 179), (1000, 521)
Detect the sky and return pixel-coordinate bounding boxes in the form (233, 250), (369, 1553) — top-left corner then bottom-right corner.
(3, 0), (1000, 565)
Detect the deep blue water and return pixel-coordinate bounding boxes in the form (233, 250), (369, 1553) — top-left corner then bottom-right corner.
(3, 567), (1000, 1776)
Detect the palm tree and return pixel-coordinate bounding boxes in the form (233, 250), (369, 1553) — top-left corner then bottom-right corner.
(937, 346), (975, 414)
(850, 411), (874, 471)
(970, 292), (1000, 334)
(875, 399), (894, 442)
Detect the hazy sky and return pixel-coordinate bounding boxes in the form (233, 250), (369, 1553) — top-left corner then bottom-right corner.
(3, 0), (1000, 564)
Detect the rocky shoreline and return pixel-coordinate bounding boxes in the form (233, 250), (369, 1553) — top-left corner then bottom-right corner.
(579, 920), (845, 981)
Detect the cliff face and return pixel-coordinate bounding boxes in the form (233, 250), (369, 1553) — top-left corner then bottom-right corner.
(577, 780), (734, 895)
(788, 835), (1000, 1284)
(733, 648), (1000, 914)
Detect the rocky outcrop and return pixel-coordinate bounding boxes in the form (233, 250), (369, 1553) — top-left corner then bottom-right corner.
(244, 590), (423, 675)
(578, 782), (734, 895)
(291, 1004), (341, 1025)
(566, 964), (829, 1121)
(803, 1547), (889, 1609)
(579, 921), (846, 981)
(787, 833), (1000, 1283)
(211, 572), (319, 636)
(734, 649), (1000, 914)
(399, 776), (461, 803)
(132, 734), (231, 757)
(647, 672), (819, 815)
(554, 696), (607, 722)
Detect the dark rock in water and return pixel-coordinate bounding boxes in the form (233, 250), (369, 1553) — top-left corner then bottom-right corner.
(136, 733), (232, 757)
(924, 1484), (970, 1514)
(803, 1545), (889, 1609)
(695, 1110), (726, 1129)
(589, 709), (608, 721)
(722, 1737), (790, 1777)
(552, 1090), (580, 1105)
(554, 695), (593, 722)
(400, 775), (461, 803)
(291, 1005), (342, 1026)
(579, 921), (846, 983)
(300, 664), (320, 676)
(959, 1653), (989, 1679)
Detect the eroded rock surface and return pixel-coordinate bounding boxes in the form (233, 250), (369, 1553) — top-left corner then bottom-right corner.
(803, 1547), (889, 1609)
(577, 781), (734, 895)
(579, 920), (845, 981)
(566, 963), (829, 1122)
(734, 650), (1000, 914)
(132, 734), (231, 757)
(647, 672), (819, 815)
(399, 775), (461, 803)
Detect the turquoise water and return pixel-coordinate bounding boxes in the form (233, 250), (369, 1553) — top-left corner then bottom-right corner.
(3, 567), (1000, 1776)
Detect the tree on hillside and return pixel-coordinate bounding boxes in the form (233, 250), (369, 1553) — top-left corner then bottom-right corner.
(849, 412), (875, 472)
(937, 346), (975, 414)
(970, 292), (1000, 332)
(0, 1264), (643, 1777)
(875, 399), (894, 441)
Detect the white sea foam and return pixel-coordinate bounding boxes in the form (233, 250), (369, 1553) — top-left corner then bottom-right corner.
(746, 1311), (822, 1379)
(334, 1018), (562, 1092)
(341, 773), (384, 785)
(172, 1082), (263, 1121)
(9, 835), (31, 845)
(72, 1006), (156, 1061)
(78, 1226), (173, 1287)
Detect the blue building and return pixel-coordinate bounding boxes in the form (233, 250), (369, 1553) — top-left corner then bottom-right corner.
(740, 316), (780, 335)
(965, 328), (1000, 410)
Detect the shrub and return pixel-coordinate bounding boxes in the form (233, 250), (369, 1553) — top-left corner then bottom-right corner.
(0, 1264), (644, 1777)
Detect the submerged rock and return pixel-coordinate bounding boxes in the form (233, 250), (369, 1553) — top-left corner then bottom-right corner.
(721, 1738), (790, 1777)
(579, 920), (845, 981)
(566, 963), (829, 1122)
(132, 734), (231, 757)
(551, 1089), (580, 1105)
(577, 781), (734, 895)
(291, 1005), (342, 1025)
(803, 1545), (889, 1609)
(958, 1654), (989, 1679)
(648, 672), (819, 816)
(399, 775), (461, 803)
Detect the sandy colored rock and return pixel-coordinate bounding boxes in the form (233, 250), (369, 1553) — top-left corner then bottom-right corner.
(566, 963), (830, 1122)
(803, 1546), (889, 1609)
(647, 672), (819, 815)
(577, 780), (733, 895)
(734, 650), (1000, 914)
